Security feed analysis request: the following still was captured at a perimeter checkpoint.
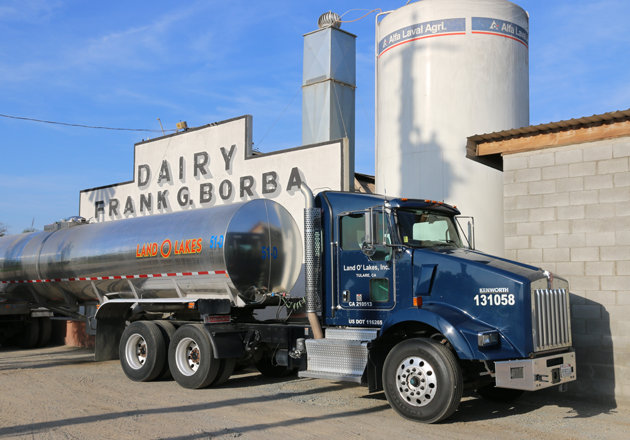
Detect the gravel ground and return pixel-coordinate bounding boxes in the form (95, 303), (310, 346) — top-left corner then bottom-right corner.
(0, 345), (628, 440)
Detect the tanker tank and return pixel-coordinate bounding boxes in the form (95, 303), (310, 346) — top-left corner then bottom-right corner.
(0, 199), (303, 307)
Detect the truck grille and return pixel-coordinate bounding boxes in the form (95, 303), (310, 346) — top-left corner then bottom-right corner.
(532, 289), (572, 352)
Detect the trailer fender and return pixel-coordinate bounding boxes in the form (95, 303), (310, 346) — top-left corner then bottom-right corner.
(94, 301), (133, 320)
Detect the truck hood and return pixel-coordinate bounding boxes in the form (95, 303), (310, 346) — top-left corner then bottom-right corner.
(412, 247), (546, 358)
(427, 248), (544, 281)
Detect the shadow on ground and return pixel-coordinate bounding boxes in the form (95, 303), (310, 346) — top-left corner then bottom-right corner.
(0, 345), (620, 438)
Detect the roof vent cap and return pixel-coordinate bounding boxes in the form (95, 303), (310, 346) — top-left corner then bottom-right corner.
(318, 12), (341, 29)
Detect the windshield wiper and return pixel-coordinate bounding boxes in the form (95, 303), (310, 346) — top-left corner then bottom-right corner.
(433, 241), (459, 247)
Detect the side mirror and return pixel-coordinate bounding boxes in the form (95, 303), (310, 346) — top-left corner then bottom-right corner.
(361, 241), (376, 257)
(362, 208), (382, 256)
(455, 216), (475, 250)
(364, 208), (375, 245)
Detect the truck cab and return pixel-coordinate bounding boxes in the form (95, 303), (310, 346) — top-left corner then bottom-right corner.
(298, 191), (576, 422)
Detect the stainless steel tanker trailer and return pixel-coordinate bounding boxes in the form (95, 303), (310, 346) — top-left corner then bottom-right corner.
(0, 184), (577, 423)
(0, 195), (310, 381)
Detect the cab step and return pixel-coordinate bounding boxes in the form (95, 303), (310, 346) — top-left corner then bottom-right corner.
(298, 369), (363, 383)
(298, 328), (378, 383)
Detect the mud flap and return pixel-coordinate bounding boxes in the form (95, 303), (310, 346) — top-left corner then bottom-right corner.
(94, 302), (133, 362)
(95, 318), (126, 361)
(203, 324), (245, 359)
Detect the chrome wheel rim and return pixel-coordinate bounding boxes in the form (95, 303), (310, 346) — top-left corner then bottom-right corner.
(176, 337), (200, 376)
(125, 333), (147, 370)
(396, 356), (438, 407)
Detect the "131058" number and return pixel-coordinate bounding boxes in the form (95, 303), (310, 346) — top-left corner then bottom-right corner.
(474, 293), (515, 306)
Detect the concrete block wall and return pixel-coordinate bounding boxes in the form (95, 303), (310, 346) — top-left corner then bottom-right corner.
(503, 136), (630, 405)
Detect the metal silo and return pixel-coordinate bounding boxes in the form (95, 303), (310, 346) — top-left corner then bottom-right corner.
(376, 0), (529, 256)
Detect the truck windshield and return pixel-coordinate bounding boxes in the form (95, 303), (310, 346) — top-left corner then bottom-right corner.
(396, 209), (463, 249)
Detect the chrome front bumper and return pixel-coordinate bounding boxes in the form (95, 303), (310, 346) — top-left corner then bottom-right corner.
(495, 350), (576, 391)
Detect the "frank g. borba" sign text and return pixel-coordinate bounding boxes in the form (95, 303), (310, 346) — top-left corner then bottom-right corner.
(94, 145), (303, 218)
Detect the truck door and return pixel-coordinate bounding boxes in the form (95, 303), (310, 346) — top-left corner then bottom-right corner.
(335, 210), (396, 325)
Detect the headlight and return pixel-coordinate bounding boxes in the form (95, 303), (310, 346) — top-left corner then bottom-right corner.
(478, 331), (499, 347)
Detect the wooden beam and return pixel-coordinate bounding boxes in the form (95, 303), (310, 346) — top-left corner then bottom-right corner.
(477, 119), (630, 156)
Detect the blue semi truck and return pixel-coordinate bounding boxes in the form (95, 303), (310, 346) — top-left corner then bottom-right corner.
(0, 185), (576, 423)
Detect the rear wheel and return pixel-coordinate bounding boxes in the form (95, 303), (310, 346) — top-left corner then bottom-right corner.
(476, 384), (526, 402)
(36, 317), (52, 348)
(169, 324), (220, 389)
(0, 331), (17, 347)
(154, 321), (177, 380)
(212, 358), (236, 386)
(383, 338), (463, 424)
(18, 318), (40, 349)
(119, 321), (166, 382)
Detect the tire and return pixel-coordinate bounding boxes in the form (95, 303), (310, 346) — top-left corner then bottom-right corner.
(0, 333), (17, 347)
(476, 384), (526, 403)
(119, 321), (166, 382)
(154, 321), (177, 380)
(19, 318), (40, 349)
(36, 317), (52, 348)
(233, 359), (251, 372)
(0, 327), (19, 347)
(255, 354), (293, 378)
(382, 338), (463, 424)
(212, 358), (236, 386)
(168, 324), (220, 389)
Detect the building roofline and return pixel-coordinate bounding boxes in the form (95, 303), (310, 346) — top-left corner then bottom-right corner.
(466, 108), (630, 171)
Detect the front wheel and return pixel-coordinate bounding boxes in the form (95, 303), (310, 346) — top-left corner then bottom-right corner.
(383, 338), (463, 423)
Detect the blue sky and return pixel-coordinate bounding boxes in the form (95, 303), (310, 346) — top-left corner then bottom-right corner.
(1, 0), (628, 233)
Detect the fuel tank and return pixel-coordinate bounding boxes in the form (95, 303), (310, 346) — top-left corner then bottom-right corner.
(0, 199), (303, 306)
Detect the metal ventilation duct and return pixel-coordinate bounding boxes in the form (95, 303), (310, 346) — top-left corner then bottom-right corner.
(302, 18), (356, 186)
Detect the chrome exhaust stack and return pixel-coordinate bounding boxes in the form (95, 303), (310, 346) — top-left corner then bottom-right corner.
(300, 182), (323, 339)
